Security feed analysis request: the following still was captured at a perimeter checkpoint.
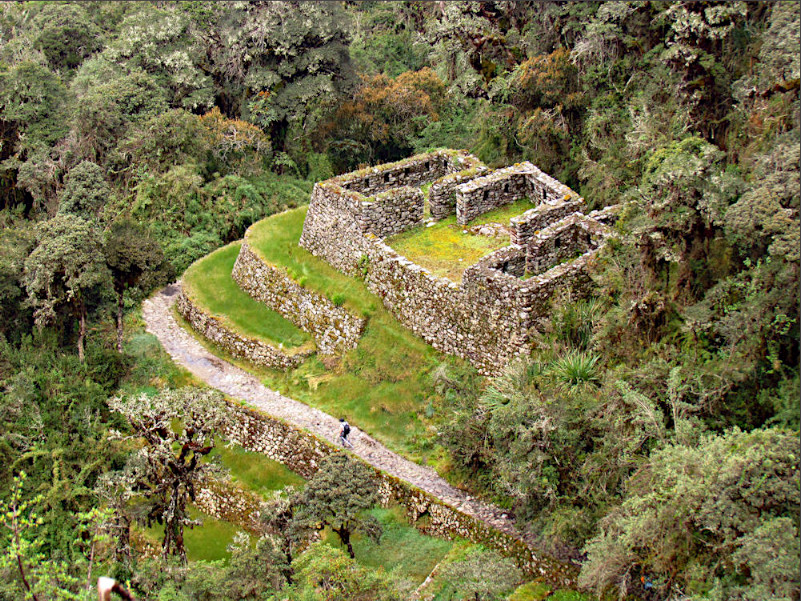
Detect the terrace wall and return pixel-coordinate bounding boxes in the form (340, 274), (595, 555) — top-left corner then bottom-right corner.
(176, 290), (314, 369)
(232, 242), (366, 355)
(219, 400), (578, 587)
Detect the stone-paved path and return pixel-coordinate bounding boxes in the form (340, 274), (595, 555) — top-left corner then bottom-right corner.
(143, 283), (533, 546)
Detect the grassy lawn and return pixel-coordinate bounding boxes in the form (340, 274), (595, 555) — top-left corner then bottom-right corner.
(211, 442), (305, 496)
(247, 208), (375, 315)
(322, 505), (455, 585)
(143, 505), (241, 563)
(243, 207), (463, 462)
(386, 198), (537, 282)
(182, 241), (312, 350)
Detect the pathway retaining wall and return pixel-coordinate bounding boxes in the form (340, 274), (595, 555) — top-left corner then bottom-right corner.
(220, 401), (578, 587)
(176, 290), (314, 369)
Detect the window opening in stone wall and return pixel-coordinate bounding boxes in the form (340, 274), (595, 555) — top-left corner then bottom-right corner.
(483, 190), (489, 201)
(424, 161), (430, 170)
(541, 188), (546, 200)
(554, 238), (561, 249)
(503, 182), (509, 193)
(384, 172), (390, 183)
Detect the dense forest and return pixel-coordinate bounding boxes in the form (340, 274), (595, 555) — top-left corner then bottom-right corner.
(0, 2), (798, 600)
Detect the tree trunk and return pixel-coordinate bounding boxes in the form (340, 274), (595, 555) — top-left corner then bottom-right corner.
(78, 304), (86, 362)
(116, 289), (124, 353)
(334, 526), (355, 559)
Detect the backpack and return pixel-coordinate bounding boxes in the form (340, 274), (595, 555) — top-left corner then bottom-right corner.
(342, 422), (351, 437)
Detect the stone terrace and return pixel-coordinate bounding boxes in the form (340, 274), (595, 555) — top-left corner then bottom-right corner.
(298, 150), (615, 374)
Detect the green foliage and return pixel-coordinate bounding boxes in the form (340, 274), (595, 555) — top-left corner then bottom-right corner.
(438, 546), (523, 601)
(32, 3), (103, 72)
(108, 388), (231, 563)
(0, 61), (69, 149)
(290, 542), (404, 601)
(0, 472), (113, 601)
(549, 351), (600, 390)
(579, 427), (800, 600)
(22, 214), (111, 359)
(289, 454), (382, 559)
(57, 161), (111, 219)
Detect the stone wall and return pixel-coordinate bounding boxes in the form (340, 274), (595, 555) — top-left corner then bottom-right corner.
(195, 477), (264, 532)
(456, 163), (536, 225)
(337, 149), (483, 196)
(297, 151), (612, 374)
(299, 177), (534, 374)
(299, 182), (374, 275)
(176, 289), (314, 369)
(510, 199), (585, 247)
(525, 213), (608, 276)
(220, 400), (578, 588)
(232, 242), (366, 355)
(429, 165), (490, 220)
(364, 240), (532, 374)
(358, 186), (424, 238)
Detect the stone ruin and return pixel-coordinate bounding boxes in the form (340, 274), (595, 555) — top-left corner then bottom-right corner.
(296, 149), (618, 374)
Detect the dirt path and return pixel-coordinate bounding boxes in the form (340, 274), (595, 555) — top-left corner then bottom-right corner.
(143, 283), (531, 545)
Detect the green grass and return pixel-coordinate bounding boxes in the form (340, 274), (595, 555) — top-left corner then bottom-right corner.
(143, 506), (241, 563)
(321, 505), (455, 585)
(242, 207), (461, 461)
(211, 442), (305, 496)
(386, 198), (537, 282)
(182, 241), (311, 350)
(247, 208), (375, 315)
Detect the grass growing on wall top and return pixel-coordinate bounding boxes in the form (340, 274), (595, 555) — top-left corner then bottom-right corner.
(386, 198), (536, 282)
(191, 207), (467, 462)
(182, 241), (312, 349)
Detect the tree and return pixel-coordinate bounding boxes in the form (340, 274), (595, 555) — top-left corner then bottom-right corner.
(439, 547), (522, 601)
(22, 214), (111, 361)
(194, 1), (356, 149)
(57, 160), (111, 219)
(0, 471), (113, 601)
(104, 218), (166, 352)
(108, 388), (231, 563)
(579, 427), (801, 600)
(290, 543), (404, 601)
(289, 454), (382, 559)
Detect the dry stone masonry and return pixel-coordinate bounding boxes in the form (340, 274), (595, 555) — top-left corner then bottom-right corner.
(232, 241), (366, 356)
(297, 149), (618, 374)
(176, 288), (314, 370)
(143, 285), (579, 588)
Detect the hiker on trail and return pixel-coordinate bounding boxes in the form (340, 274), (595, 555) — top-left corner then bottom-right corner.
(338, 418), (353, 448)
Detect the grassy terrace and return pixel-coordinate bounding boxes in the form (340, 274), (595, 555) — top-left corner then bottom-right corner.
(321, 505), (455, 584)
(386, 198), (537, 282)
(143, 449), (306, 562)
(182, 242), (311, 350)
(185, 207), (460, 463)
